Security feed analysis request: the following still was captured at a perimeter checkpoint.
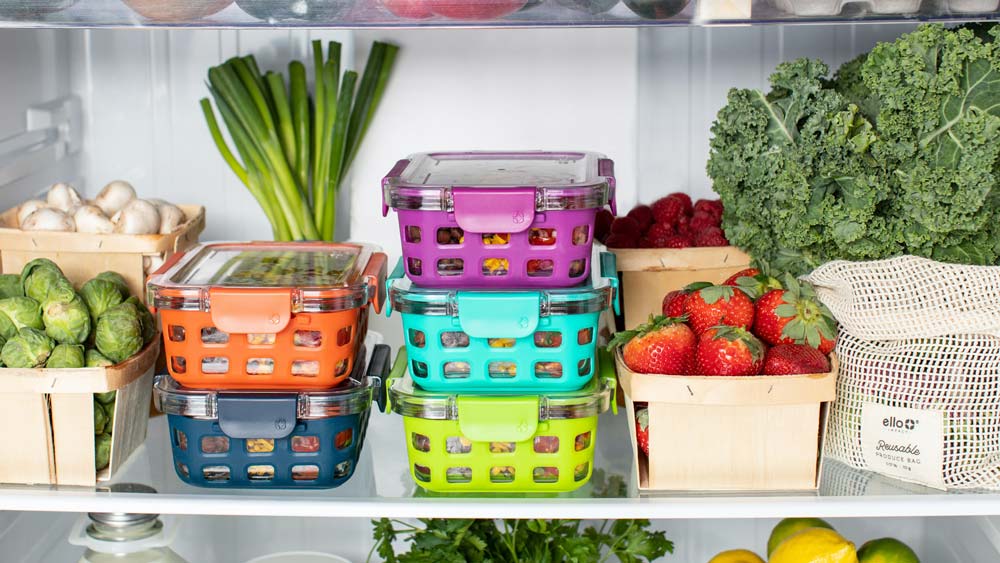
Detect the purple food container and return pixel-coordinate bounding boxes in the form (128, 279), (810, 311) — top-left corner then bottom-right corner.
(382, 151), (616, 289)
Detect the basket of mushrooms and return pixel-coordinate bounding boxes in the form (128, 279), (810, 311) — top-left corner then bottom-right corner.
(0, 181), (205, 302)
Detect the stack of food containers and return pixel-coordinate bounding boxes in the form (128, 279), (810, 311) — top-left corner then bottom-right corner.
(382, 151), (619, 493)
(148, 242), (389, 489)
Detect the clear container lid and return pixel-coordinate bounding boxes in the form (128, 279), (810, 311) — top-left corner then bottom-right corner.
(389, 277), (614, 317)
(389, 372), (612, 422)
(382, 151), (616, 214)
(147, 242), (387, 316)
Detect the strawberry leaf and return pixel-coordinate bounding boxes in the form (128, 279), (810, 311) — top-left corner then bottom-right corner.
(774, 303), (798, 318)
(806, 329), (821, 349)
(684, 281), (714, 293)
(783, 319), (807, 341)
(698, 284), (735, 305)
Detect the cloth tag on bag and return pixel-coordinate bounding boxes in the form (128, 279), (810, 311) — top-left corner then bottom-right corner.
(860, 402), (946, 490)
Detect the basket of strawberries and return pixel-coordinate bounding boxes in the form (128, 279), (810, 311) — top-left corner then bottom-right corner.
(610, 268), (838, 491)
(597, 193), (751, 332)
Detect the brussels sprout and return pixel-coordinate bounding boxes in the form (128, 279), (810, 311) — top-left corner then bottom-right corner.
(95, 432), (112, 471)
(125, 296), (156, 344)
(80, 278), (124, 322)
(1, 327), (54, 368)
(46, 343), (85, 368)
(43, 276), (77, 305)
(0, 274), (23, 299)
(95, 302), (142, 363)
(95, 271), (130, 298)
(95, 390), (116, 404)
(20, 258), (64, 303)
(0, 297), (43, 339)
(93, 399), (108, 434)
(86, 349), (114, 368)
(42, 295), (91, 344)
(102, 399), (115, 430)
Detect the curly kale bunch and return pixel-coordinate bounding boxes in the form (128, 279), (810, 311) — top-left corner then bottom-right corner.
(708, 24), (1000, 275)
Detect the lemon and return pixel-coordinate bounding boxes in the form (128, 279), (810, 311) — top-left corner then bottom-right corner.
(768, 527), (857, 563)
(768, 518), (835, 556)
(707, 549), (765, 563)
(857, 538), (920, 563)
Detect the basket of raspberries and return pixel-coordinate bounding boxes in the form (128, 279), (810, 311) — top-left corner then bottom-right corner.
(596, 192), (727, 249)
(609, 267), (840, 491)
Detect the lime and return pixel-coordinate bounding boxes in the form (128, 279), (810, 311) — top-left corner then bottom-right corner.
(857, 538), (920, 563)
(706, 549), (765, 563)
(768, 518), (835, 556)
(769, 527), (857, 563)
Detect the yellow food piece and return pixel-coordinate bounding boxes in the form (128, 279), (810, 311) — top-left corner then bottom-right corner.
(488, 338), (516, 348)
(857, 538), (920, 563)
(769, 528), (857, 563)
(483, 233), (510, 245)
(246, 438), (275, 453)
(483, 258), (509, 272)
(768, 518), (835, 556)
(707, 549), (764, 563)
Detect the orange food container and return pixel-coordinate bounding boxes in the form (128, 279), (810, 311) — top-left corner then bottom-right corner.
(147, 241), (387, 390)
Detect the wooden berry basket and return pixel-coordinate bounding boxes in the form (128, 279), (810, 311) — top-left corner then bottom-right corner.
(0, 204), (205, 303)
(0, 340), (158, 486)
(616, 349), (836, 491)
(606, 246), (751, 332)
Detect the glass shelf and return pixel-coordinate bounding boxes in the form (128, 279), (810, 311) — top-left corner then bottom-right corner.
(2, 410), (1000, 519)
(1, 0), (998, 28)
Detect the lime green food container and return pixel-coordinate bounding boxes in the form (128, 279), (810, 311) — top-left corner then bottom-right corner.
(388, 348), (616, 493)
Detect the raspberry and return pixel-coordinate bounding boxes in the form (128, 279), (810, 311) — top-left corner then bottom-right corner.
(666, 192), (693, 216)
(638, 237), (656, 248)
(605, 233), (638, 248)
(610, 216), (641, 239)
(595, 209), (614, 243)
(626, 205), (654, 232)
(646, 222), (675, 247)
(662, 235), (691, 249)
(651, 197), (685, 225)
(694, 198), (724, 218)
(693, 226), (729, 247)
(676, 214), (691, 235)
(690, 211), (719, 231)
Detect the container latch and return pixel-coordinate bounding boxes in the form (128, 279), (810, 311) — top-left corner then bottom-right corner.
(456, 396), (539, 443)
(209, 288), (292, 334)
(452, 187), (536, 234)
(456, 292), (539, 338)
(217, 394), (298, 439)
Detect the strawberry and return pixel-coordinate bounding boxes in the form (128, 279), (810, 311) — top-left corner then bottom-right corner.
(610, 216), (641, 239)
(695, 326), (766, 376)
(763, 343), (831, 375)
(694, 198), (724, 218)
(734, 272), (783, 300)
(650, 195), (686, 226)
(753, 274), (838, 354)
(646, 222), (675, 247)
(692, 226), (729, 247)
(605, 233), (637, 249)
(662, 234), (691, 248)
(608, 315), (696, 375)
(689, 211), (719, 231)
(661, 290), (688, 317)
(635, 408), (650, 456)
(684, 283), (754, 335)
(595, 208), (614, 243)
(723, 268), (760, 286)
(626, 205), (654, 232)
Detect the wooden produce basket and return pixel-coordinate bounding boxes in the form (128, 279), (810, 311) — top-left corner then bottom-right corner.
(0, 205), (205, 302)
(609, 246), (751, 331)
(0, 340), (158, 486)
(617, 350), (837, 491)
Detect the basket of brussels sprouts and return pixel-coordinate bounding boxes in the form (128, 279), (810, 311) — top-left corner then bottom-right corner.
(0, 258), (158, 486)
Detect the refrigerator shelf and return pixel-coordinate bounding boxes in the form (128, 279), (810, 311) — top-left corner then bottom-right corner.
(2, 411), (1000, 519)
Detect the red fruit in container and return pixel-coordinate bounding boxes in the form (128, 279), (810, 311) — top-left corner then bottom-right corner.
(379, 0), (434, 18)
(675, 214), (690, 235)
(667, 192), (693, 215)
(763, 343), (831, 375)
(627, 205), (654, 232)
(694, 198), (724, 218)
(425, 0), (527, 19)
(650, 196), (686, 226)
(723, 268), (759, 286)
(635, 408), (650, 456)
(605, 233), (637, 249)
(753, 274), (838, 354)
(608, 315), (696, 375)
(661, 234), (691, 249)
(733, 272), (783, 300)
(646, 222), (675, 247)
(689, 211), (719, 231)
(684, 283), (754, 335)
(595, 208), (614, 243)
(661, 289), (691, 317)
(695, 326), (766, 376)
(693, 226), (729, 247)
(610, 216), (642, 239)
(638, 237), (656, 248)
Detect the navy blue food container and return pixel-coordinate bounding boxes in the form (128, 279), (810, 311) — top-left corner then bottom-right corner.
(154, 344), (390, 489)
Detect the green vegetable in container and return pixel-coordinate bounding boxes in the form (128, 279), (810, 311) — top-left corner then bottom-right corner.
(1, 327), (54, 368)
(95, 271), (130, 299)
(95, 302), (143, 363)
(93, 399), (108, 434)
(46, 343), (85, 368)
(80, 278), (124, 322)
(86, 349), (115, 368)
(42, 295), (91, 344)
(95, 390), (116, 404)
(20, 258), (64, 303)
(0, 296), (43, 338)
(102, 399), (115, 430)
(0, 274), (23, 299)
(125, 296), (156, 344)
(43, 276), (77, 306)
(95, 432), (112, 471)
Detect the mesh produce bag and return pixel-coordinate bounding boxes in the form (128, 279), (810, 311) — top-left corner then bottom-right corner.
(805, 256), (1000, 490)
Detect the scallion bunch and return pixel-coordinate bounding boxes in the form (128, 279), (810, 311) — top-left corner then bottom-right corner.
(201, 40), (398, 241)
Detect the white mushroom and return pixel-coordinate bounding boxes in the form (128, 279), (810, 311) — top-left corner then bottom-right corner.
(95, 180), (137, 216)
(112, 199), (160, 235)
(73, 205), (114, 234)
(16, 200), (49, 227)
(21, 208), (75, 232)
(46, 183), (83, 213)
(148, 199), (186, 234)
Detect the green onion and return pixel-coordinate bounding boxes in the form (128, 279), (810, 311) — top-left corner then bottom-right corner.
(200, 40), (398, 242)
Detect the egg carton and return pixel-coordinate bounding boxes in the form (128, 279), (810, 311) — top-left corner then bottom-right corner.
(771, 0), (997, 15)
